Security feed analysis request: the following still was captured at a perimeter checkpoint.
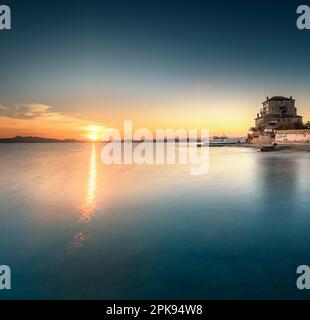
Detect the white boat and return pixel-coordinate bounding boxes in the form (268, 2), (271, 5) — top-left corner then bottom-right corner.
(198, 136), (240, 147)
(209, 136), (238, 146)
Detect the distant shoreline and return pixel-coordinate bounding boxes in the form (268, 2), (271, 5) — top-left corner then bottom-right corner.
(0, 136), (206, 143)
(1, 138), (309, 152)
(0, 136), (85, 143)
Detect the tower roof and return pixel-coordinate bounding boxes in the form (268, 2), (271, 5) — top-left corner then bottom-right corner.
(262, 96), (294, 104)
(268, 96), (292, 101)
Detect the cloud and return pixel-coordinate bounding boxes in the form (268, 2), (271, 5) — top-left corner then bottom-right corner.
(0, 102), (106, 139)
(0, 104), (51, 119)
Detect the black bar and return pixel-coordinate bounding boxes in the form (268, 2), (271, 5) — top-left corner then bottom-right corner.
(0, 300), (310, 319)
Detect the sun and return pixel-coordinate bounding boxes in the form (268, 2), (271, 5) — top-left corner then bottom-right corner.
(88, 133), (98, 141)
(85, 125), (104, 141)
(84, 124), (104, 142)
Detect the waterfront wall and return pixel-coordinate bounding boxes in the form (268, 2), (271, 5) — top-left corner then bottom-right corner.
(275, 129), (310, 143)
(249, 133), (274, 145)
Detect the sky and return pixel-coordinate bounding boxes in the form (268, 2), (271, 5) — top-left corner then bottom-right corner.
(1, 0), (310, 139)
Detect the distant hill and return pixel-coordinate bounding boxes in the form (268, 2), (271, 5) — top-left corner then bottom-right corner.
(0, 136), (85, 143)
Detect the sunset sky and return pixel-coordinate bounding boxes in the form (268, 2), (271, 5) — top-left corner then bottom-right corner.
(1, 0), (310, 139)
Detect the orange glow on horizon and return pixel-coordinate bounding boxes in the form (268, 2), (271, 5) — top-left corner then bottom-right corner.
(1, 85), (310, 140)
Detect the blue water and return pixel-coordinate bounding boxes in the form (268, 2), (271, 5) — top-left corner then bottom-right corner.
(0, 143), (310, 299)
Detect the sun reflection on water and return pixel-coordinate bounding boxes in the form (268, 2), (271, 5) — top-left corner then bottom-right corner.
(69, 144), (98, 251)
(79, 143), (97, 223)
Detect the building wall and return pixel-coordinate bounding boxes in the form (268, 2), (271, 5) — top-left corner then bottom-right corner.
(255, 116), (302, 129)
(275, 130), (310, 143)
(255, 97), (302, 130)
(263, 100), (296, 116)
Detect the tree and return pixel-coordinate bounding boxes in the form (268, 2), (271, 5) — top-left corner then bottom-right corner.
(249, 127), (258, 133)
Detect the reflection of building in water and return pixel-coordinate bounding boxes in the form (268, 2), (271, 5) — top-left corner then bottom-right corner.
(256, 156), (299, 213)
(69, 144), (97, 251)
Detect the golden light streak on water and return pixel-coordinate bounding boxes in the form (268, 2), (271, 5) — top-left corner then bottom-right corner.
(70, 143), (98, 251)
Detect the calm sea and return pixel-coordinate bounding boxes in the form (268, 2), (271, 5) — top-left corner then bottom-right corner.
(0, 143), (310, 299)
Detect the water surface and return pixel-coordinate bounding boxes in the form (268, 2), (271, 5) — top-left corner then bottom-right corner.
(0, 143), (310, 299)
